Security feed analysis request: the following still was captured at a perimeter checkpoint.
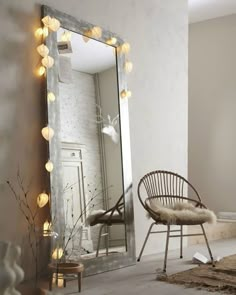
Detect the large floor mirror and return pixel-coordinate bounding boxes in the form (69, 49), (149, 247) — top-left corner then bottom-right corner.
(43, 5), (135, 275)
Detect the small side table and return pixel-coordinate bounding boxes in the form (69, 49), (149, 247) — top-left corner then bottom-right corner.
(48, 262), (84, 292)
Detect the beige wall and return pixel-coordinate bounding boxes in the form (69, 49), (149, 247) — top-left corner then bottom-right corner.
(189, 14), (236, 214)
(0, 0), (188, 266)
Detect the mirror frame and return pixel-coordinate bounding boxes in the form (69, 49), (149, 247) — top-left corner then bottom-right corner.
(42, 5), (136, 275)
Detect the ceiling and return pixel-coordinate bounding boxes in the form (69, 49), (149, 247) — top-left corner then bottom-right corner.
(57, 28), (116, 74)
(189, 0), (236, 23)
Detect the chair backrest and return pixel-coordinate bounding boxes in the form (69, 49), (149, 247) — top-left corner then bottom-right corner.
(137, 170), (201, 209)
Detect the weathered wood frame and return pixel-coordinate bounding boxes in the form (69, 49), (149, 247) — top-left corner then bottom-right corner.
(42, 5), (135, 276)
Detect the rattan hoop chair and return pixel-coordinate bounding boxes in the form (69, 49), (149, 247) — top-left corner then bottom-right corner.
(137, 170), (215, 272)
(91, 193), (125, 257)
(87, 184), (132, 257)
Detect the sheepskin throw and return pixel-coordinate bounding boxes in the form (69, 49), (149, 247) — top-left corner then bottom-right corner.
(86, 209), (124, 226)
(148, 201), (216, 225)
(85, 209), (106, 226)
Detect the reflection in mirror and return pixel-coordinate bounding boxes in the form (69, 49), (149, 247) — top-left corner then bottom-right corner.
(56, 28), (126, 261)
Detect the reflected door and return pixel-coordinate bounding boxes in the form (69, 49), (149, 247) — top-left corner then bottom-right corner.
(61, 144), (94, 254)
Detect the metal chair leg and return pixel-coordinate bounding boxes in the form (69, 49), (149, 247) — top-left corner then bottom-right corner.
(49, 273), (53, 291)
(78, 272), (82, 292)
(137, 222), (156, 262)
(200, 224), (215, 267)
(180, 225), (183, 259)
(163, 225), (170, 272)
(96, 224), (105, 257)
(106, 225), (109, 256)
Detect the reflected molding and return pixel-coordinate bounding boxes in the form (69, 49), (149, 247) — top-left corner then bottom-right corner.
(42, 5), (135, 275)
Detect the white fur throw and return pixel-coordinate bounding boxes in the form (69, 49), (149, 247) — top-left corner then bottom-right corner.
(85, 209), (123, 226)
(85, 209), (106, 226)
(147, 201), (216, 225)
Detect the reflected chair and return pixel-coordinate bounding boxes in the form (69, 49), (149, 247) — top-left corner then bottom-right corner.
(137, 170), (216, 272)
(87, 184), (132, 257)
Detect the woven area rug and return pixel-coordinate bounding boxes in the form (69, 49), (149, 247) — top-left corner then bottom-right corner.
(159, 255), (236, 294)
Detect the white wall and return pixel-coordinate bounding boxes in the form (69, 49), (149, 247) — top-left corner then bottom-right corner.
(189, 14), (236, 214)
(130, 1), (188, 254)
(98, 67), (125, 247)
(60, 71), (103, 193)
(98, 67), (123, 207)
(0, 0), (188, 261)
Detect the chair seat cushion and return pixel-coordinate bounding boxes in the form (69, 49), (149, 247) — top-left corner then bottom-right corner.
(86, 209), (124, 226)
(148, 201), (216, 225)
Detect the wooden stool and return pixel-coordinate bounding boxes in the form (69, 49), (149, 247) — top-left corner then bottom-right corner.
(48, 262), (84, 292)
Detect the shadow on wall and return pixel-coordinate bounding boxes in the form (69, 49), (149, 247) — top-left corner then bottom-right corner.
(0, 3), (49, 279)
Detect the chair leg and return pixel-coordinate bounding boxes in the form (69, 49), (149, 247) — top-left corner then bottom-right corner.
(49, 273), (53, 291)
(200, 224), (215, 267)
(106, 225), (109, 256)
(96, 224), (105, 257)
(78, 272), (82, 292)
(180, 225), (183, 259)
(137, 222), (156, 262)
(163, 225), (170, 273)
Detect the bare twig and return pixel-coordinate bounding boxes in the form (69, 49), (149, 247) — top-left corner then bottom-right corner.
(6, 175), (43, 287)
(56, 183), (112, 262)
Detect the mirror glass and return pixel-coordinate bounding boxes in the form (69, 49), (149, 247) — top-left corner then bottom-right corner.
(56, 28), (126, 261)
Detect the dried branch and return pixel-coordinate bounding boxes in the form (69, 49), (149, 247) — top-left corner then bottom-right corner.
(57, 183), (112, 262)
(6, 174), (42, 287)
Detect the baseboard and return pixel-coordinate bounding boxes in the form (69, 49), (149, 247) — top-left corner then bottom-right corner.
(188, 221), (236, 245)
